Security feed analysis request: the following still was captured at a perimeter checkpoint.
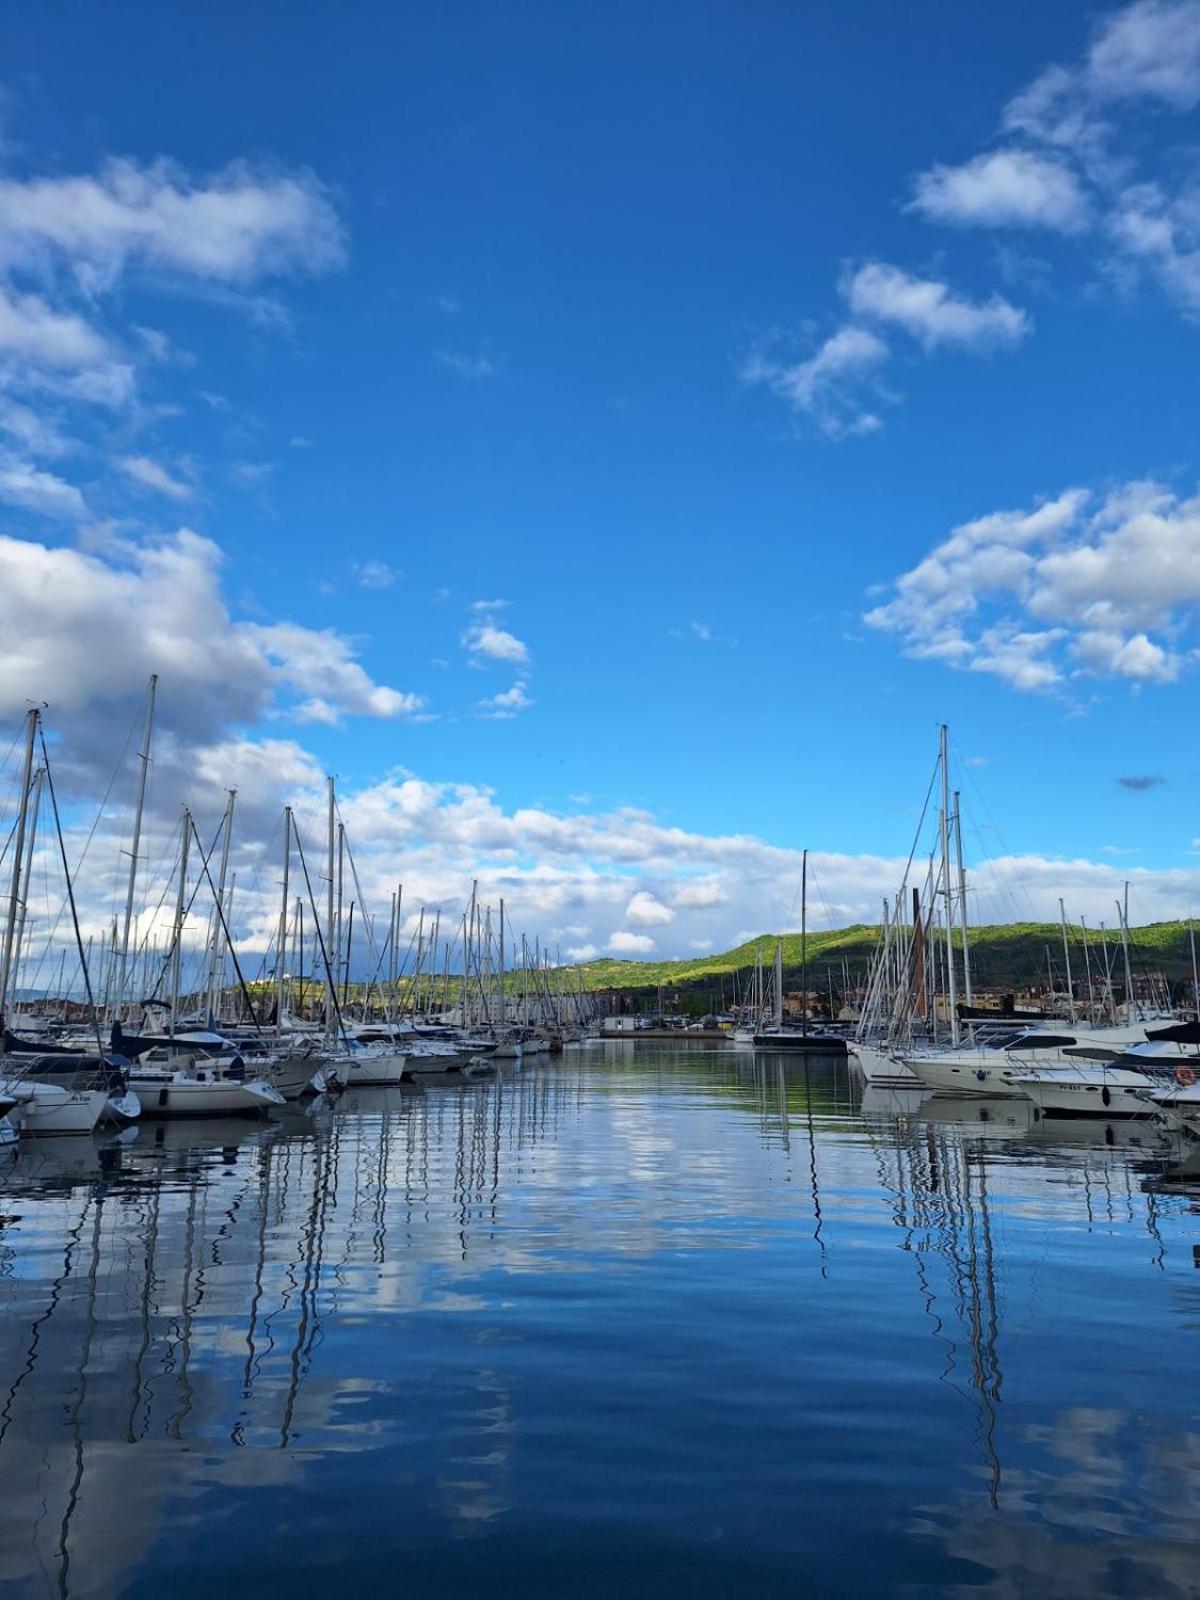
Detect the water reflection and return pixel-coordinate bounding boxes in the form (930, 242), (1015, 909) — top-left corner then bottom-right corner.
(0, 1050), (1199, 1597)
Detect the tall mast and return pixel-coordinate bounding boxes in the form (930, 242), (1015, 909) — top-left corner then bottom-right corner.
(0, 707), (38, 1019)
(207, 787), (236, 1019)
(1191, 922), (1199, 1022)
(939, 723), (960, 1046)
(11, 766), (44, 1016)
(1118, 887), (1134, 1021)
(801, 848), (808, 1038)
(773, 937), (783, 1031)
(1058, 898), (1076, 1022)
(116, 674), (157, 1016)
(953, 789), (973, 1004)
(170, 806), (191, 1038)
(499, 898), (506, 1029)
(277, 806), (291, 1035)
(326, 776), (336, 1039)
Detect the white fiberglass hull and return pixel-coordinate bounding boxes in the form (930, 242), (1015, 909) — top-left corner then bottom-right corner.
(850, 1043), (921, 1085)
(130, 1075), (284, 1118)
(339, 1051), (407, 1088)
(267, 1052), (328, 1100)
(1015, 1068), (1170, 1118)
(902, 1053), (1026, 1097)
(3, 1082), (108, 1135)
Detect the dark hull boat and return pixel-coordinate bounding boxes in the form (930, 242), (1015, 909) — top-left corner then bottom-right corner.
(753, 1030), (847, 1055)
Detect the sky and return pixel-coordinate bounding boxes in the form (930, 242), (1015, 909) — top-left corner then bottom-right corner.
(3, 0), (1200, 973)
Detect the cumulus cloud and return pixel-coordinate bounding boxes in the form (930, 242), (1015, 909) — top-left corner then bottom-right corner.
(0, 157), (345, 289)
(843, 262), (1031, 351)
(909, 149), (1092, 233)
(865, 478), (1200, 692)
(478, 681), (534, 719)
(625, 890), (675, 927)
(608, 930), (657, 954)
(0, 528), (424, 750)
(909, 2), (1200, 319)
(746, 265), (1029, 436)
(0, 458), (87, 518)
(462, 618), (530, 665)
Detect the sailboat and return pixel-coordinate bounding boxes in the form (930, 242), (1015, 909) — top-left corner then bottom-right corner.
(0, 708), (123, 1134)
(753, 851), (847, 1055)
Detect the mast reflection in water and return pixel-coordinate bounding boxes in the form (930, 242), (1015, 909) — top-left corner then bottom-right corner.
(1, 1050), (1200, 1599)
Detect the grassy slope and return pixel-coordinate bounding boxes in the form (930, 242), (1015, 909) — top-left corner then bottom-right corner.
(572, 921), (1199, 992)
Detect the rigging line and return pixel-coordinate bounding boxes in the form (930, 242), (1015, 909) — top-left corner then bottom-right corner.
(142, 811), (229, 1006)
(187, 815), (267, 1037)
(291, 826), (353, 1050)
(39, 727), (104, 1058)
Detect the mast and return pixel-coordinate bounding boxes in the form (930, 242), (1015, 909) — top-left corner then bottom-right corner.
(325, 776), (335, 1040)
(953, 789), (973, 1004)
(801, 848), (808, 1038)
(1080, 916), (1094, 1021)
(11, 765), (44, 1017)
(773, 937), (783, 1031)
(1058, 898), (1076, 1022)
(499, 898), (506, 1029)
(207, 787), (236, 1020)
(117, 674), (156, 1017)
(1118, 887), (1135, 1021)
(277, 807), (291, 1036)
(1191, 922), (1199, 1022)
(169, 807), (191, 1038)
(0, 707), (38, 1019)
(939, 724), (960, 1046)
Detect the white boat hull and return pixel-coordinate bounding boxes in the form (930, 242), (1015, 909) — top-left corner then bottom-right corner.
(1015, 1068), (1170, 1118)
(339, 1051), (408, 1088)
(902, 1053), (1026, 1097)
(130, 1075), (284, 1118)
(851, 1043), (921, 1085)
(3, 1083), (108, 1135)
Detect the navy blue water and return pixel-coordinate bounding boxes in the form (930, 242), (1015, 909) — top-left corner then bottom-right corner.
(2, 1045), (1199, 1598)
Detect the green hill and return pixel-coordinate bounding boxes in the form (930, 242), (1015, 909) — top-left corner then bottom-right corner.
(571, 920), (1200, 1009)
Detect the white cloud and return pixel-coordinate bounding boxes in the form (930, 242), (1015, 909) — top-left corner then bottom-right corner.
(843, 262), (1031, 351)
(742, 324), (888, 438)
(1087, 0), (1200, 107)
(462, 618), (530, 664)
(865, 478), (1200, 692)
(912, 3), (1200, 321)
(909, 149), (1092, 233)
(0, 283), (112, 370)
(688, 938), (714, 951)
(352, 558), (401, 588)
(690, 620), (712, 641)
(0, 458), (86, 518)
(0, 529), (424, 741)
(436, 351), (495, 379)
(479, 681), (534, 719)
(0, 157), (345, 289)
(625, 890), (675, 927)
(608, 930), (657, 955)
(117, 453), (193, 500)
(471, 597), (509, 611)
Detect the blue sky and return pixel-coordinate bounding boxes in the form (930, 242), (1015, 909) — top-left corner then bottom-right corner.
(3, 1), (1200, 960)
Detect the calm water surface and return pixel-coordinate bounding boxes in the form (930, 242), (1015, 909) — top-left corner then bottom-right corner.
(2, 1044), (1199, 1598)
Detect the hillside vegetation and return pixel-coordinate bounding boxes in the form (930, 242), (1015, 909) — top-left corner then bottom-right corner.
(571, 921), (1200, 997)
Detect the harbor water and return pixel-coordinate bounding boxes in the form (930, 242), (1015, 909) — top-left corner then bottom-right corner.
(2, 1044), (1199, 1598)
